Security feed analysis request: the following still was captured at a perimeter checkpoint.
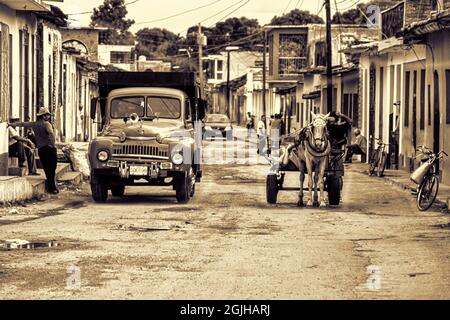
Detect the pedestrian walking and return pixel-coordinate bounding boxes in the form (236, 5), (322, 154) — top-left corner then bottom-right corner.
(9, 107), (59, 193)
(8, 117), (39, 176)
(257, 115), (267, 155)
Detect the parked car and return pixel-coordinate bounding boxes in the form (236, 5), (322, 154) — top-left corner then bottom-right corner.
(203, 114), (233, 140)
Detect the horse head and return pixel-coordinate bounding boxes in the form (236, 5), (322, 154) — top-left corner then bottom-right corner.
(309, 112), (330, 152)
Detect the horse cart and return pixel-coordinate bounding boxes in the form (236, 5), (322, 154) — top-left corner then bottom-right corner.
(265, 132), (345, 206)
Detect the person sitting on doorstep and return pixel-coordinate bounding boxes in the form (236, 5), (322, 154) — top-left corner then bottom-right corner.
(345, 128), (367, 163)
(8, 117), (39, 176)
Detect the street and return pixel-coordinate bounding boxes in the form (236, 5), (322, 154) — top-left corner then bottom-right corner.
(0, 139), (449, 300)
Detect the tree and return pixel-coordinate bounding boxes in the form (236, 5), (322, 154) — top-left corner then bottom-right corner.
(186, 17), (263, 54)
(90, 0), (135, 45)
(270, 9), (324, 25)
(135, 28), (183, 59)
(332, 0), (397, 25)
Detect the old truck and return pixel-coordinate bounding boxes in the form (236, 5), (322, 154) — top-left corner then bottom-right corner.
(88, 72), (206, 203)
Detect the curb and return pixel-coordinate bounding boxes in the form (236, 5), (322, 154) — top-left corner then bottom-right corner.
(356, 168), (449, 210)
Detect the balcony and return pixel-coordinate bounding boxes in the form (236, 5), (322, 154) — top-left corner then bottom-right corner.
(381, 2), (405, 39)
(278, 57), (307, 78)
(0, 0), (50, 12)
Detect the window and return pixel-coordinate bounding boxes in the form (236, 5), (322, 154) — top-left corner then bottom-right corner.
(216, 60), (223, 80)
(147, 97), (181, 119)
(420, 69), (425, 130)
(404, 71), (410, 127)
(111, 97), (145, 119)
(110, 51), (132, 64)
(446, 70), (450, 124)
(278, 33), (307, 76)
(315, 41), (326, 67)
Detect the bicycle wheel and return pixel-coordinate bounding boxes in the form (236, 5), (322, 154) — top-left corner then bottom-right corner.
(417, 175), (439, 211)
(376, 152), (387, 177)
(368, 150), (378, 176)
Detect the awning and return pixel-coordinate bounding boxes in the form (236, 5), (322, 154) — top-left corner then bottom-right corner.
(302, 90), (321, 100)
(0, 0), (50, 12)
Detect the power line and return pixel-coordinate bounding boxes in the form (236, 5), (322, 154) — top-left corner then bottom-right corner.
(135, 0), (225, 26)
(283, 0), (294, 14)
(66, 0), (140, 16)
(176, 0), (248, 35)
(209, 0), (251, 28)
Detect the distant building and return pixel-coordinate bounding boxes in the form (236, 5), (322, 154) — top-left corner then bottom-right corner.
(135, 56), (171, 72)
(98, 44), (135, 71)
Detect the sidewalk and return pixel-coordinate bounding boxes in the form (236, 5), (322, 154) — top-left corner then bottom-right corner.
(0, 163), (83, 205)
(350, 162), (450, 210)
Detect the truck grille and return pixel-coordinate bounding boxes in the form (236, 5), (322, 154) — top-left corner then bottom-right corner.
(112, 144), (169, 159)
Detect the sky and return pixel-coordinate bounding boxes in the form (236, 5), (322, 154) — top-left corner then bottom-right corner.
(49, 0), (367, 36)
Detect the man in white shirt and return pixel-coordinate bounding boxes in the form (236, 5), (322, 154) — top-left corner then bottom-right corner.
(8, 117), (39, 175)
(257, 115), (267, 155)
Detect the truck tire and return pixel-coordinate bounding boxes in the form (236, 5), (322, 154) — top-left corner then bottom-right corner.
(266, 174), (278, 204)
(111, 185), (125, 197)
(175, 175), (191, 204)
(327, 176), (341, 206)
(91, 177), (108, 203)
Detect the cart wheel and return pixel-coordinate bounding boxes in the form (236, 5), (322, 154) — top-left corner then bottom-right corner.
(266, 174), (278, 204)
(327, 176), (341, 206)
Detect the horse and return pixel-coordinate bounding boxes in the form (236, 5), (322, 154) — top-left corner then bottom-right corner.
(281, 112), (331, 207)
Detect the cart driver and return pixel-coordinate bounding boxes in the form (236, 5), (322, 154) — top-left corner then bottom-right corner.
(327, 111), (353, 149)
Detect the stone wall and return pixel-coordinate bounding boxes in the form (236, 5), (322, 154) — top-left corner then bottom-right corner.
(60, 28), (99, 63)
(405, 0), (436, 27)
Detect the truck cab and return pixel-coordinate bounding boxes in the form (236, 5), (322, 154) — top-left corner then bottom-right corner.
(88, 72), (205, 203)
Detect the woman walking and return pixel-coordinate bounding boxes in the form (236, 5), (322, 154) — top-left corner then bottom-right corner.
(10, 107), (58, 194)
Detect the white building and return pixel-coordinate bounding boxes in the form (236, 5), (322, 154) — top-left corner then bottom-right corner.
(98, 44), (135, 71)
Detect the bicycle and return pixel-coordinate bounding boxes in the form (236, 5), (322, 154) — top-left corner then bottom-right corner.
(411, 146), (448, 211)
(368, 138), (388, 177)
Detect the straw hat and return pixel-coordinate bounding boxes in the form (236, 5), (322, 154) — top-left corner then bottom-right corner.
(37, 107), (51, 117)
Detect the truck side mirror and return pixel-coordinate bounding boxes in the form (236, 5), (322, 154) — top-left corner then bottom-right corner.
(90, 97), (99, 120)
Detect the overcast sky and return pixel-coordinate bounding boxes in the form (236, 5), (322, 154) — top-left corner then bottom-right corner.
(50, 0), (367, 36)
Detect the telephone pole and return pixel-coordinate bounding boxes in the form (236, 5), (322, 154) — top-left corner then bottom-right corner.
(197, 23), (205, 98)
(262, 30), (267, 117)
(325, 0), (333, 113)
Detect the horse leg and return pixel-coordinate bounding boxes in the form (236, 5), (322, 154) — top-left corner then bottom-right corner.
(306, 160), (314, 207)
(313, 163), (320, 207)
(319, 158), (327, 208)
(297, 162), (305, 207)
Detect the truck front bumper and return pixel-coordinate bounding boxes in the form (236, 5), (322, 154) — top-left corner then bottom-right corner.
(92, 160), (187, 179)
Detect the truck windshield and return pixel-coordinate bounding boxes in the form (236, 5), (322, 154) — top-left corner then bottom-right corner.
(147, 97), (181, 119)
(111, 97), (145, 118)
(110, 96), (181, 120)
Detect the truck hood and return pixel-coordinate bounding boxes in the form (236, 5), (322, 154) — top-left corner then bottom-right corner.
(103, 121), (185, 141)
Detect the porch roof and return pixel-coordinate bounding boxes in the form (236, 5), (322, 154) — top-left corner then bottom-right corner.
(0, 0), (50, 12)
(302, 90), (321, 100)
(402, 9), (450, 39)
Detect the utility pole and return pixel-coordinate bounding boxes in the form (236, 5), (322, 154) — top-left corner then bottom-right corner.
(325, 0), (333, 113)
(262, 30), (267, 117)
(197, 23), (205, 98)
(226, 49), (231, 118)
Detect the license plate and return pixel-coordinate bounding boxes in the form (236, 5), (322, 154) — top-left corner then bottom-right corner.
(129, 166), (148, 176)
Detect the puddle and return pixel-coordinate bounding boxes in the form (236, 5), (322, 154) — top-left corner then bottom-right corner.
(0, 239), (59, 250)
(114, 224), (173, 232)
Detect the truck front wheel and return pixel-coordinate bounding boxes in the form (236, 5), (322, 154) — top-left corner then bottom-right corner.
(175, 176), (190, 204)
(91, 176), (108, 203)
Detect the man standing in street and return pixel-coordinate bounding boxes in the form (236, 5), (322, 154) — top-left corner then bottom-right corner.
(345, 128), (367, 163)
(9, 107), (59, 194)
(257, 115), (267, 155)
(8, 117), (39, 176)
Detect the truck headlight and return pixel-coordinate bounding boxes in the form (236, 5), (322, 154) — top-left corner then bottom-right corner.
(172, 153), (184, 165)
(97, 150), (109, 162)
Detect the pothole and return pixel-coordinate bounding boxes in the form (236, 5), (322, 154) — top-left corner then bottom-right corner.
(0, 239), (59, 250)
